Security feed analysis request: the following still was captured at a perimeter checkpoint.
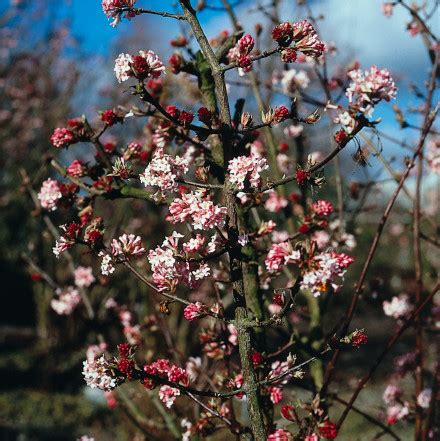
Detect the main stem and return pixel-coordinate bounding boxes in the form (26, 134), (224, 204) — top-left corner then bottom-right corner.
(179, 2), (267, 438)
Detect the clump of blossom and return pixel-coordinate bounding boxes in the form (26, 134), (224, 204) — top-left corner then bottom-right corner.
(227, 153), (269, 190)
(381, 2), (394, 17)
(182, 234), (205, 253)
(346, 65), (397, 116)
(83, 355), (118, 391)
(143, 358), (189, 393)
(227, 34), (255, 75)
(267, 428), (293, 440)
(158, 385), (180, 408)
(140, 147), (189, 193)
(111, 233), (145, 258)
(312, 200), (334, 217)
(426, 138), (440, 174)
(284, 124), (304, 138)
(67, 160), (86, 177)
(264, 191), (288, 213)
(147, 233), (210, 292)
(269, 386), (283, 404)
(301, 251), (354, 297)
(167, 191), (226, 230)
(183, 302), (207, 321)
(271, 19), (325, 59)
(74, 266), (95, 288)
(262, 105), (290, 125)
(51, 286), (81, 315)
(318, 421), (338, 439)
(280, 69), (310, 93)
(382, 384), (402, 405)
(37, 178), (62, 211)
(53, 223), (81, 258)
(383, 294), (413, 319)
(265, 241), (301, 273)
(100, 252), (116, 276)
(102, 0), (137, 27)
(50, 127), (75, 148)
(386, 402), (409, 425)
(417, 388), (432, 409)
(114, 50), (165, 83)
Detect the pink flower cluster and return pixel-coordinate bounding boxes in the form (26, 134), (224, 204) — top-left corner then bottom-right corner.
(140, 147), (189, 193)
(83, 355), (117, 391)
(301, 252), (354, 297)
(183, 302), (207, 321)
(228, 153), (269, 190)
(311, 199), (334, 217)
(51, 286), (81, 315)
(114, 50), (165, 83)
(102, 0), (137, 27)
(267, 428), (293, 440)
(265, 241), (301, 273)
(50, 127), (75, 148)
(168, 191), (226, 230)
(227, 34), (255, 74)
(271, 19), (325, 59)
(143, 358), (189, 407)
(111, 233), (146, 258)
(264, 191), (288, 213)
(74, 266), (95, 288)
(147, 233), (210, 292)
(383, 293), (413, 319)
(346, 65), (397, 116)
(37, 178), (62, 211)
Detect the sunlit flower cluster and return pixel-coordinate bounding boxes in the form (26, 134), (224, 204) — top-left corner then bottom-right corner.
(168, 191), (227, 230)
(140, 147), (189, 193)
(114, 50), (165, 83)
(346, 65), (397, 116)
(37, 178), (62, 211)
(301, 252), (354, 297)
(228, 153), (269, 190)
(83, 355), (117, 391)
(51, 286), (81, 315)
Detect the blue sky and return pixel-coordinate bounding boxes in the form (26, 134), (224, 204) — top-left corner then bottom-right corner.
(65, 0), (438, 183)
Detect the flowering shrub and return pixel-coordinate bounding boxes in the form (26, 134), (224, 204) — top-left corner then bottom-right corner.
(20, 0), (440, 440)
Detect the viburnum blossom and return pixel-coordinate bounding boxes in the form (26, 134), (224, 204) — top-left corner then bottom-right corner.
(182, 234), (205, 253)
(346, 65), (397, 116)
(279, 69), (310, 93)
(102, 0), (137, 27)
(51, 286), (81, 315)
(271, 19), (325, 59)
(158, 385), (180, 408)
(67, 159), (85, 177)
(269, 386), (283, 404)
(417, 388), (432, 408)
(228, 153), (269, 190)
(383, 294), (413, 319)
(50, 127), (75, 148)
(140, 147), (189, 193)
(267, 428), (293, 440)
(167, 191), (227, 230)
(100, 252), (116, 276)
(264, 191), (288, 213)
(318, 421), (338, 439)
(114, 50), (165, 83)
(83, 355), (118, 391)
(265, 241), (301, 273)
(386, 403), (409, 425)
(37, 178), (62, 211)
(304, 435), (319, 441)
(52, 223), (81, 258)
(426, 138), (440, 174)
(382, 384), (402, 405)
(301, 252), (354, 297)
(312, 200), (334, 217)
(111, 233), (145, 258)
(74, 266), (95, 288)
(147, 233), (210, 292)
(183, 302), (206, 321)
(227, 34), (255, 75)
